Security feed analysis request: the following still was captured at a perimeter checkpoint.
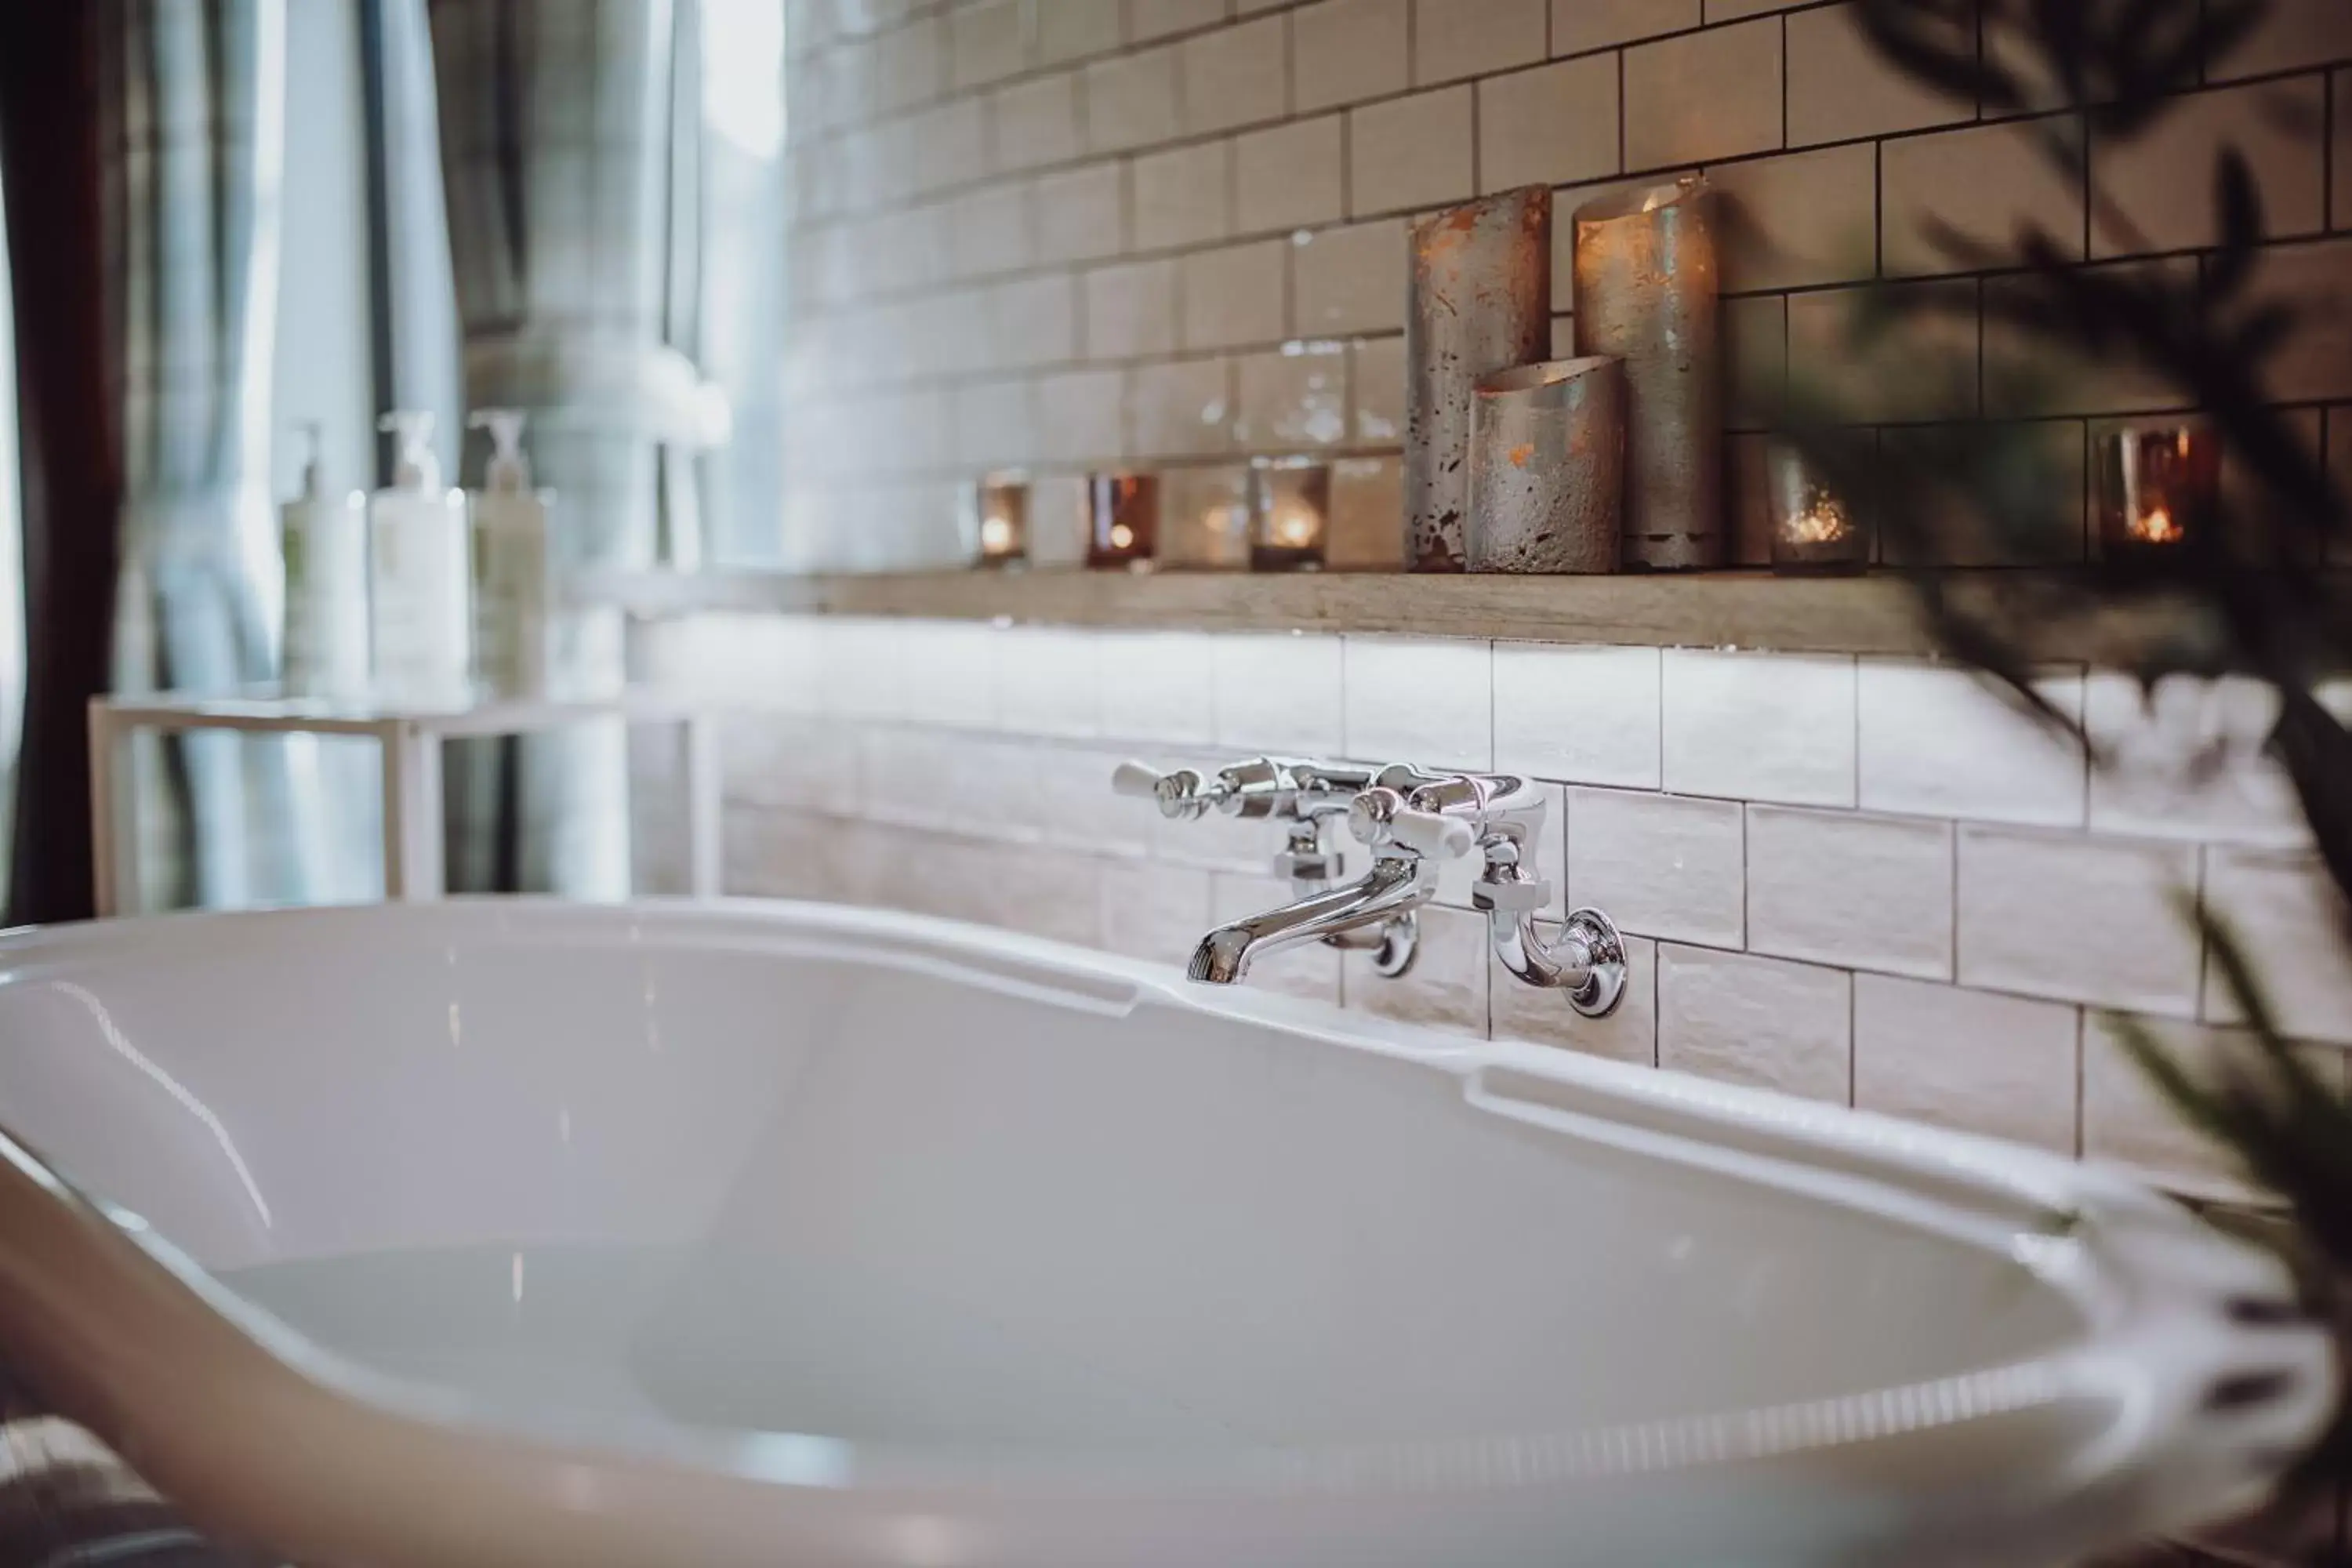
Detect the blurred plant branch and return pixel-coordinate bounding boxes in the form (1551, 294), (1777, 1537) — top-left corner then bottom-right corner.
(1775, 0), (2352, 1493)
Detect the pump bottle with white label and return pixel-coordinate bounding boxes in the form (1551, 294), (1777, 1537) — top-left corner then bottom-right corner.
(279, 420), (370, 699)
(368, 410), (472, 702)
(466, 408), (554, 699)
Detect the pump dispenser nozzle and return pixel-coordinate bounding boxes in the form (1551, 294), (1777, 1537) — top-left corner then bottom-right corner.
(467, 408), (532, 494)
(291, 419), (326, 501)
(378, 410), (441, 491)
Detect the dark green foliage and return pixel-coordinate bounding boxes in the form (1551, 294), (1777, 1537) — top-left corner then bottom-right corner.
(1791, 0), (2352, 1492)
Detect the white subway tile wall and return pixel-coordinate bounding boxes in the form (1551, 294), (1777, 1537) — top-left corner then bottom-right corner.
(1956, 826), (2205, 1016)
(782, 0), (2352, 569)
(1657, 945), (1852, 1105)
(1744, 804), (1951, 980)
(1852, 975), (2080, 1154)
(1661, 649), (1856, 807)
(1564, 786), (1746, 948)
(1492, 643), (1661, 789)
(1856, 661), (2088, 826)
(2075, 1014), (2352, 1196)
(2202, 847), (2352, 1045)
(1341, 635), (1494, 770)
(641, 613), (2352, 1201)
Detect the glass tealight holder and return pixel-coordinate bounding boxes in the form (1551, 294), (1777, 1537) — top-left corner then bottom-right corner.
(1087, 472), (1160, 570)
(962, 470), (1029, 568)
(1766, 442), (1866, 575)
(1250, 459), (1330, 572)
(2095, 419), (2216, 559)
(1163, 467), (1250, 570)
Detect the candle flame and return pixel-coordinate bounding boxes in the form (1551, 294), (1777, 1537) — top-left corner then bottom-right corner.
(1109, 522), (1135, 550)
(2129, 504), (2183, 544)
(1270, 508), (1320, 548)
(978, 515), (1016, 554)
(1783, 506), (1849, 545)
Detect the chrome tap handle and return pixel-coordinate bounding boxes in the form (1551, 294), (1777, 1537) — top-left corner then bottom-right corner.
(1214, 757), (1298, 819)
(1120, 756), (1383, 826)
(1111, 760), (1227, 821)
(1346, 786), (1474, 859)
(1110, 760), (1168, 798)
(1388, 805), (1475, 860)
(1291, 761), (1382, 798)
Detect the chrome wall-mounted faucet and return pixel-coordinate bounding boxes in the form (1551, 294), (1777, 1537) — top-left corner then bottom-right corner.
(1112, 757), (1424, 979)
(1112, 757), (1626, 1017)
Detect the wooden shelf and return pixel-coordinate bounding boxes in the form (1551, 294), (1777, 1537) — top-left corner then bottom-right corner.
(586, 567), (2180, 662)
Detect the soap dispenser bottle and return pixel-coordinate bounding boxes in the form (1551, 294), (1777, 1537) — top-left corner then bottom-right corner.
(279, 420), (370, 699)
(466, 408), (554, 699)
(368, 410), (473, 702)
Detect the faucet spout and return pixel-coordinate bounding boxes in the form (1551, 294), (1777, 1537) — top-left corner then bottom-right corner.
(1187, 855), (1432, 984)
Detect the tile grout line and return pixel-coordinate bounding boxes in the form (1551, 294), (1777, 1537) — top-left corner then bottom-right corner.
(2072, 1007), (2086, 1160)
(1779, 11), (1789, 154)
(805, 9), (2336, 184)
(1846, 963), (1857, 1109)
(2328, 64), (2339, 233)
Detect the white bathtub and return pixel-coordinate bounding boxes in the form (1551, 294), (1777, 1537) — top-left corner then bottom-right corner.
(0, 899), (2325, 1566)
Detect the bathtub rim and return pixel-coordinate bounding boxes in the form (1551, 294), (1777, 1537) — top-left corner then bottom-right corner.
(0, 895), (2327, 1566)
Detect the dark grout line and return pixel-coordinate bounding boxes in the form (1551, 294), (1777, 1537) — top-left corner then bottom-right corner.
(797, 27), (2338, 198)
(2328, 65), (2339, 233)
(796, 68), (2336, 299)
(2072, 1007), (2085, 1160)
(805, 159), (2345, 328)
(1779, 12), (1790, 154)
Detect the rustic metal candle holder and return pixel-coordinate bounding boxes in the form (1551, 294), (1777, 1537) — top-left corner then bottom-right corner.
(1573, 176), (1722, 571)
(1465, 358), (1625, 574)
(1406, 185), (1552, 574)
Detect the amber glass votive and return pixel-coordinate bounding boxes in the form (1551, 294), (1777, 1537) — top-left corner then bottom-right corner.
(1163, 467), (1250, 569)
(1766, 443), (1865, 575)
(1087, 472), (1160, 569)
(1250, 460), (1330, 572)
(964, 470), (1029, 567)
(2096, 419), (2216, 558)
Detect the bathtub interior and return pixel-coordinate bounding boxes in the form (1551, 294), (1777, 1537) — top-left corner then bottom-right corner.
(0, 907), (2090, 1460)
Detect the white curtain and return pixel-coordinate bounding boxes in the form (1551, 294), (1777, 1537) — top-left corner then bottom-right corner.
(426, 0), (786, 895)
(101, 0), (325, 913)
(0, 169), (23, 895)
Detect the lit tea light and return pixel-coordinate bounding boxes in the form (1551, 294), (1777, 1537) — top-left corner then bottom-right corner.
(1087, 472), (1160, 569)
(1269, 508), (1319, 549)
(2097, 421), (2211, 556)
(2132, 504), (2182, 545)
(1766, 442), (1866, 575)
(1780, 500), (1852, 546)
(964, 471), (1029, 568)
(1195, 496), (1250, 568)
(1250, 460), (1330, 572)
